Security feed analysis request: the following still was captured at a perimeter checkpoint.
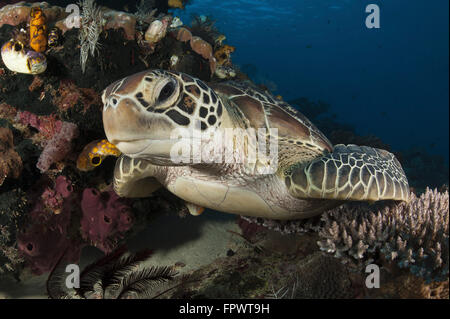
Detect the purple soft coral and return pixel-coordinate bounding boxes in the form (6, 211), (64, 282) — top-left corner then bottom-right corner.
(17, 176), (81, 275)
(80, 188), (134, 254)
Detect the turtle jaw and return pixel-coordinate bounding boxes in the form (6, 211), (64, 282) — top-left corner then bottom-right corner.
(112, 138), (194, 165)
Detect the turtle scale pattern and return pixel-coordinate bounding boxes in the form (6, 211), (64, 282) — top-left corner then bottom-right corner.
(101, 69), (410, 219)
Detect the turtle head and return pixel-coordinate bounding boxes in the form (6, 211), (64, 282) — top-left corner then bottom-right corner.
(102, 70), (224, 164)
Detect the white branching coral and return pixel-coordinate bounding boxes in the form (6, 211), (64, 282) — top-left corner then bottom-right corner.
(78, 0), (104, 73)
(244, 188), (449, 283)
(317, 188), (449, 282)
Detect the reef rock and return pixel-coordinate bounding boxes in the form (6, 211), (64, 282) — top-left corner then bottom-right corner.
(0, 127), (23, 186)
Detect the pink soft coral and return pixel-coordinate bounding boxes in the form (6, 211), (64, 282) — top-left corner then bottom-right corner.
(36, 121), (79, 172)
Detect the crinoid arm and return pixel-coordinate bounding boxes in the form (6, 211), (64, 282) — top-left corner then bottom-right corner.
(284, 144), (410, 202)
(113, 155), (162, 198)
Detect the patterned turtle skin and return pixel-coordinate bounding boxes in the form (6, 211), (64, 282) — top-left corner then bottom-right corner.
(101, 69), (409, 219)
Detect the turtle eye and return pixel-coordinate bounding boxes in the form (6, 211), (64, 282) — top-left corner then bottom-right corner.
(157, 81), (175, 103)
(91, 156), (102, 166)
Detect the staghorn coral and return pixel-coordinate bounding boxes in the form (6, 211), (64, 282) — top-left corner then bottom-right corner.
(244, 189), (449, 283)
(36, 121), (79, 172)
(0, 127), (23, 186)
(317, 188), (449, 282)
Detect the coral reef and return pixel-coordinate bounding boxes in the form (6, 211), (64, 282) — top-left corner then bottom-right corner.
(80, 188), (134, 254)
(144, 17), (170, 45)
(189, 15), (220, 47)
(0, 189), (27, 276)
(172, 27), (216, 74)
(29, 7), (47, 53)
(102, 7), (137, 41)
(318, 188), (448, 282)
(47, 246), (180, 299)
(245, 188), (449, 284)
(0, 127), (22, 186)
(17, 176), (82, 275)
(36, 121), (78, 173)
(0, 2), (67, 28)
(134, 0), (157, 25)
(79, 0), (103, 73)
(0, 1), (447, 301)
(214, 44), (235, 66)
(374, 273), (449, 299)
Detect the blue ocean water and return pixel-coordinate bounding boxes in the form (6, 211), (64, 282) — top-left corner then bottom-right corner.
(172, 0), (449, 163)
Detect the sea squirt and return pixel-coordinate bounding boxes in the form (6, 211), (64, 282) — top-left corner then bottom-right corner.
(1, 39), (47, 74)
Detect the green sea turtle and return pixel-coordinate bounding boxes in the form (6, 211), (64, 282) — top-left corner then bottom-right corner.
(101, 69), (409, 220)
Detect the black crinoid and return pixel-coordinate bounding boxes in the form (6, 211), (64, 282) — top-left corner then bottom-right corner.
(189, 14), (221, 46)
(46, 246), (184, 299)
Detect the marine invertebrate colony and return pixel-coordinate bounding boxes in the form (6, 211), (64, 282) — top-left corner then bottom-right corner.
(101, 69), (409, 220)
(0, 2), (67, 28)
(80, 188), (134, 253)
(245, 188), (449, 283)
(29, 7), (47, 53)
(318, 188), (449, 282)
(36, 121), (79, 173)
(172, 27), (217, 74)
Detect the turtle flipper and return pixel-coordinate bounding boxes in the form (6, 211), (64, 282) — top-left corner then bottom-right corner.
(285, 144), (410, 202)
(114, 155), (162, 198)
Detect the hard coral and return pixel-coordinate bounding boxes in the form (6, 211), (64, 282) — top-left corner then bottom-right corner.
(318, 188), (449, 283)
(0, 127), (23, 186)
(245, 188), (449, 283)
(80, 188), (134, 254)
(36, 121), (79, 172)
(0, 1), (67, 28)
